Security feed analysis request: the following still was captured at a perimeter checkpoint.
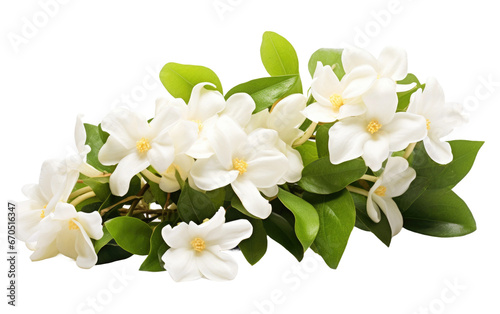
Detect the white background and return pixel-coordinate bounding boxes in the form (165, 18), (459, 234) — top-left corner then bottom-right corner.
(1, 0), (499, 313)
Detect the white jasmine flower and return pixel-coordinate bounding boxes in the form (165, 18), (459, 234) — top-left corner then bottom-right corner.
(190, 117), (288, 218)
(18, 159), (78, 246)
(98, 106), (182, 196)
(156, 83), (226, 159)
(301, 62), (366, 123)
(328, 79), (427, 171)
(246, 94), (307, 183)
(30, 202), (103, 269)
(161, 207), (252, 281)
(341, 46), (409, 96)
(65, 115), (103, 178)
(407, 77), (467, 164)
(367, 157), (416, 237)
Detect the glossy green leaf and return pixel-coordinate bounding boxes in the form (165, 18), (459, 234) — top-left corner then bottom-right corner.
(308, 48), (345, 79)
(277, 189), (319, 250)
(159, 62), (223, 103)
(403, 189), (476, 237)
(143, 177), (168, 208)
(82, 178), (111, 202)
(263, 212), (304, 261)
(396, 73), (423, 112)
(96, 241), (133, 265)
(225, 75), (302, 113)
(260, 31), (299, 76)
(140, 221), (170, 272)
(395, 140), (483, 211)
(93, 225), (112, 254)
(226, 209), (267, 265)
(105, 216), (152, 255)
(177, 183), (217, 224)
(315, 123), (333, 158)
(299, 158), (367, 195)
(84, 123), (115, 173)
(351, 193), (392, 247)
(305, 189), (356, 269)
(295, 140), (318, 167)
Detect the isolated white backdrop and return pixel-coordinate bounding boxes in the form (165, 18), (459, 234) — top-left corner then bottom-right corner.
(1, 0), (499, 313)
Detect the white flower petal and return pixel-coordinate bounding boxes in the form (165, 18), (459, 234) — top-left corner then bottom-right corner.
(163, 247), (201, 282)
(197, 248), (238, 281)
(209, 116), (248, 168)
(341, 65), (378, 98)
(377, 46), (408, 81)
(269, 94), (307, 145)
(148, 140), (175, 174)
(311, 64), (342, 102)
(373, 195), (404, 236)
(74, 115), (87, 154)
(338, 97), (366, 120)
(282, 146), (304, 183)
(301, 102), (338, 123)
(342, 46), (379, 74)
(206, 219), (253, 250)
(363, 78), (397, 125)
(161, 224), (191, 249)
(98, 136), (133, 166)
(190, 156), (239, 191)
(243, 151), (288, 188)
(381, 157), (416, 197)
(362, 137), (390, 171)
(423, 136), (453, 165)
(231, 179), (272, 219)
(260, 185), (279, 198)
(74, 225), (99, 269)
(109, 153), (150, 196)
(76, 211), (104, 240)
(328, 117), (371, 164)
(384, 113), (427, 152)
(221, 93), (256, 127)
(101, 108), (150, 147)
(187, 83), (225, 121)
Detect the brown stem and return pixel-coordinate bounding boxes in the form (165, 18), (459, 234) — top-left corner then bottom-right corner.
(127, 183), (150, 216)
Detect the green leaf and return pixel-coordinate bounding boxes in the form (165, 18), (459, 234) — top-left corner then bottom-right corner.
(308, 48), (345, 79)
(84, 123), (115, 173)
(140, 221), (170, 272)
(396, 73), (422, 112)
(96, 241), (133, 265)
(403, 189), (476, 237)
(82, 178), (111, 202)
(260, 31), (299, 76)
(299, 158), (367, 195)
(277, 189), (319, 251)
(177, 183), (217, 224)
(159, 62), (223, 103)
(206, 188), (226, 209)
(305, 190), (355, 269)
(98, 123), (109, 144)
(351, 193), (392, 247)
(395, 140), (483, 211)
(143, 177), (168, 208)
(225, 75), (302, 113)
(226, 209), (267, 265)
(93, 225), (112, 254)
(99, 175), (142, 221)
(295, 140), (318, 167)
(263, 212), (304, 261)
(413, 140), (484, 190)
(315, 123), (332, 158)
(105, 216), (152, 255)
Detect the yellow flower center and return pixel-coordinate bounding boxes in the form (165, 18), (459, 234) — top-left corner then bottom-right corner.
(68, 220), (79, 230)
(375, 185), (387, 197)
(329, 94), (344, 111)
(233, 158), (248, 175)
(426, 119), (431, 130)
(136, 137), (151, 153)
(192, 120), (203, 133)
(191, 237), (206, 252)
(367, 120), (382, 134)
(40, 210), (45, 219)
